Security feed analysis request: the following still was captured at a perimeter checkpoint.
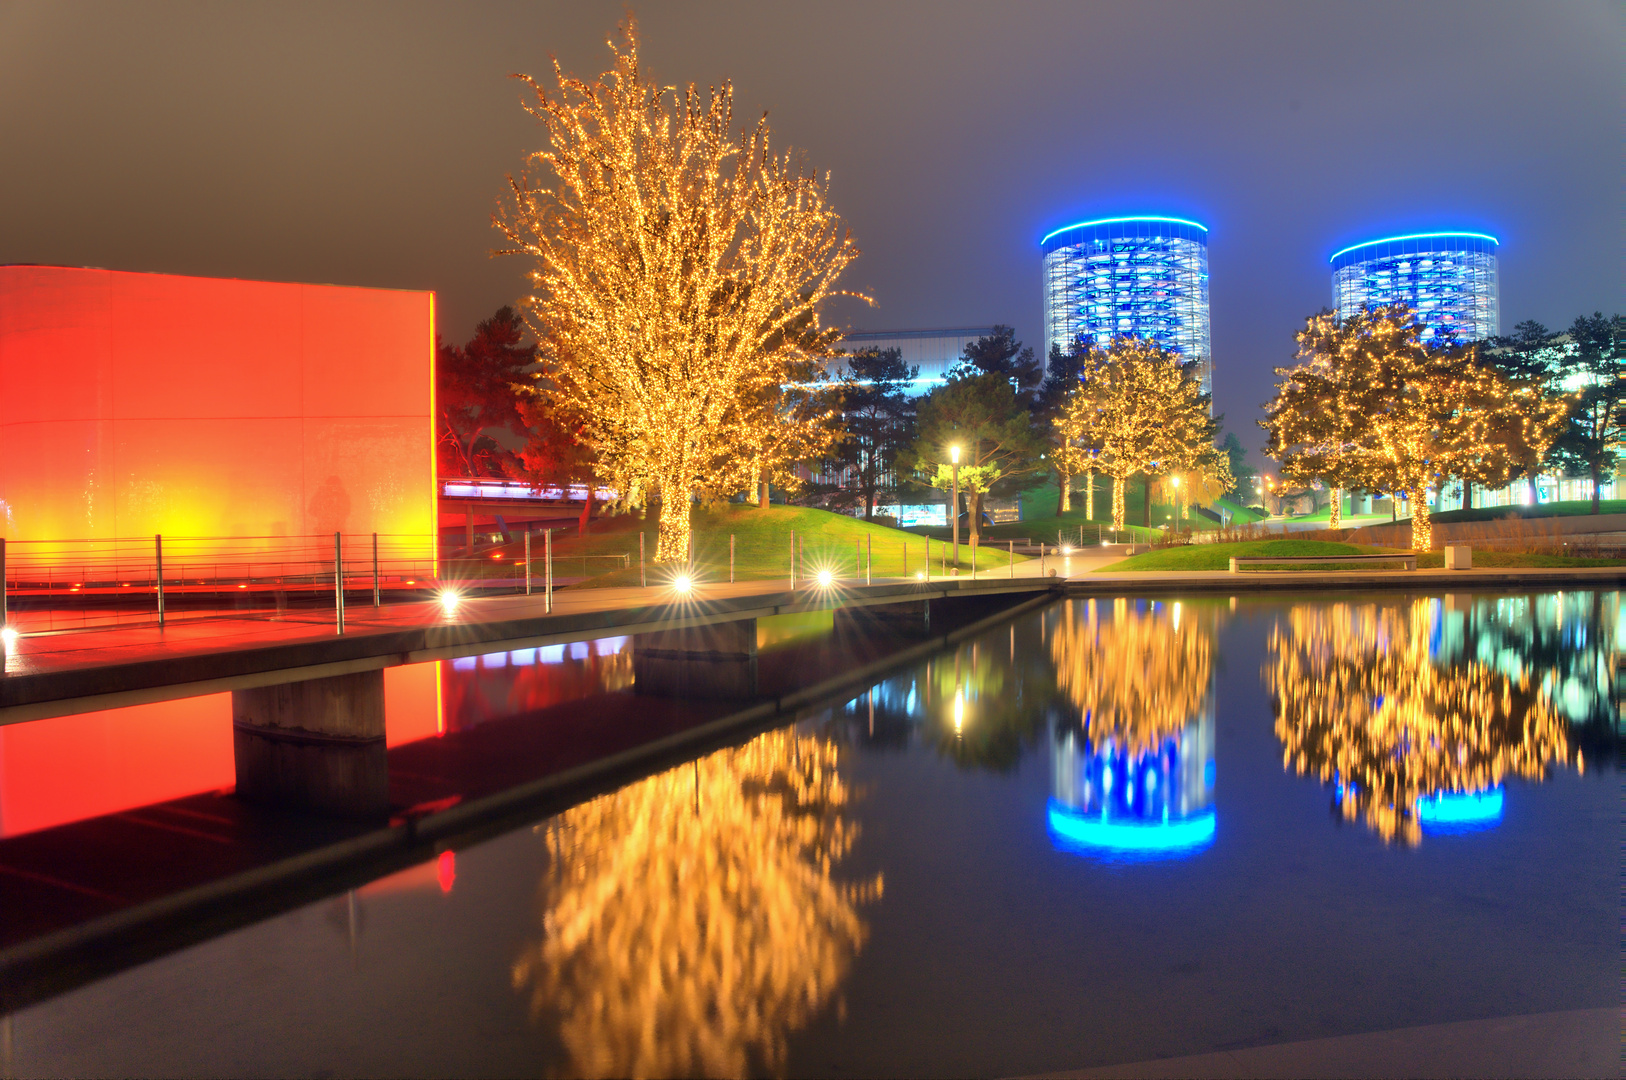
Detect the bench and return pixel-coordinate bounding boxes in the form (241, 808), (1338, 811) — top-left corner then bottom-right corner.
(1228, 553), (1417, 573)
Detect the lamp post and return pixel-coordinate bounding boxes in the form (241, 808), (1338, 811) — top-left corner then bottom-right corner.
(1171, 474), (1181, 521)
(950, 444), (961, 575)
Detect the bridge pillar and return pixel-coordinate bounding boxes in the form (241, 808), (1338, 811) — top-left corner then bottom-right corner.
(232, 669), (388, 818)
(633, 619), (758, 699)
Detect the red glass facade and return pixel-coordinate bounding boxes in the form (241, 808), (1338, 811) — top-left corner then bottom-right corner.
(0, 265), (436, 550)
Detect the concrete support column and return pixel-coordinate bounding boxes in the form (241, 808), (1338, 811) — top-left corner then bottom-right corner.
(232, 669), (388, 818)
(633, 619), (758, 699)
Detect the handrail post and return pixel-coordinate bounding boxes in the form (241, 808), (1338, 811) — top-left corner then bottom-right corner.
(925, 536), (930, 582)
(524, 529), (532, 596)
(155, 534), (165, 628)
(639, 531), (646, 588)
(545, 528), (553, 613)
(866, 535), (871, 586)
(789, 529), (796, 589)
(1, 537), (7, 641)
(372, 532), (380, 607)
(334, 532), (345, 635)
(730, 534), (735, 584)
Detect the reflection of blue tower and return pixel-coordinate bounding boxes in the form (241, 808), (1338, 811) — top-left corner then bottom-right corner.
(1048, 700), (1215, 857)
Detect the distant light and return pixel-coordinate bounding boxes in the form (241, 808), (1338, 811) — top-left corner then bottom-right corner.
(1328, 231), (1499, 264)
(439, 590), (460, 615)
(491, 552), (503, 560)
(1041, 215), (1209, 246)
(1061, 545), (1073, 555)
(437, 850), (456, 893)
(816, 569), (834, 587)
(673, 574), (693, 594)
(0, 626), (17, 651)
(238, 584), (247, 589)
(915, 570), (926, 581)
(1417, 787), (1503, 828)
(1048, 802), (1217, 854)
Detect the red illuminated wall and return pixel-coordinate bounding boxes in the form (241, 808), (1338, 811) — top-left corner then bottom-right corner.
(0, 266), (436, 548)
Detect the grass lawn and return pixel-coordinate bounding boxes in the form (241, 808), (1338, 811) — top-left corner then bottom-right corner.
(1099, 538), (1626, 572)
(1099, 539), (1391, 572)
(444, 503), (1029, 589)
(909, 479), (1165, 545)
(1428, 499), (1626, 524)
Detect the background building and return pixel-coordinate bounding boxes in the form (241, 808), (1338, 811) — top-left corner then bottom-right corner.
(836, 326), (998, 397)
(1330, 231), (1500, 342)
(1041, 215), (1212, 394)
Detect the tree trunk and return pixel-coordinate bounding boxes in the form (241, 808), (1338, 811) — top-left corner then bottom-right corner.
(1085, 468), (1095, 522)
(1059, 468), (1072, 513)
(1111, 475), (1126, 533)
(1407, 489), (1433, 551)
(758, 469), (770, 509)
(1142, 474), (1152, 529)
(1329, 487), (1342, 529)
(578, 480), (594, 534)
(1461, 480), (1471, 511)
(1592, 462), (1602, 513)
(655, 475), (691, 562)
(970, 491), (983, 547)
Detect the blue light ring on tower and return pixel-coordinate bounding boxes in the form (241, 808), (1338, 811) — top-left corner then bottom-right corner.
(1328, 231), (1499, 269)
(1041, 215), (1209, 252)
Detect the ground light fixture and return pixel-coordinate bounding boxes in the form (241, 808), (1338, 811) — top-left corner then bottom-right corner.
(673, 574), (693, 595)
(915, 570), (926, 581)
(439, 589), (461, 615)
(816, 569), (834, 587)
(0, 626), (17, 652)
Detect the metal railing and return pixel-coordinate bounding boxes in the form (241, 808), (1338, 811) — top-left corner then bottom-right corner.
(0, 533), (437, 637)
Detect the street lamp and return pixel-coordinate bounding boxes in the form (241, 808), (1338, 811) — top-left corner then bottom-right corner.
(1171, 474), (1182, 521)
(950, 444), (961, 575)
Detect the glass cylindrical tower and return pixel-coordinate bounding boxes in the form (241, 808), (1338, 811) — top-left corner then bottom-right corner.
(1330, 232), (1499, 343)
(1041, 215), (1211, 394)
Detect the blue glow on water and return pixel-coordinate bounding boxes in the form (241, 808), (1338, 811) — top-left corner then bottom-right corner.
(1418, 788), (1504, 831)
(1047, 801), (1216, 858)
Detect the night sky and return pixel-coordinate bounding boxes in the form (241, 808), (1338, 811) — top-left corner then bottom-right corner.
(1, 1), (1619, 452)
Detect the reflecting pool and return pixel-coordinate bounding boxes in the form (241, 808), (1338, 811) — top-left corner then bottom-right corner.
(4, 591), (1618, 1077)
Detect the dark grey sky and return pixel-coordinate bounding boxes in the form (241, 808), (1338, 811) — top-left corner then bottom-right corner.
(1, 1), (1619, 451)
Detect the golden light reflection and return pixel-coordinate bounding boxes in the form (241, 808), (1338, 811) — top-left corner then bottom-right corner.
(513, 728), (880, 1078)
(1267, 600), (1575, 845)
(1049, 598), (1215, 756)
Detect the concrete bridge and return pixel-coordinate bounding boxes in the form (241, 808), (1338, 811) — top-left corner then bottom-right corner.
(0, 576), (1056, 818)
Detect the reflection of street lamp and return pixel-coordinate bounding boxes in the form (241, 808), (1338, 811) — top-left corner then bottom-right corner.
(950, 444), (961, 574)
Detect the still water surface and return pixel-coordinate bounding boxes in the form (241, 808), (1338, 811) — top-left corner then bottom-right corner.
(8, 591), (1619, 1077)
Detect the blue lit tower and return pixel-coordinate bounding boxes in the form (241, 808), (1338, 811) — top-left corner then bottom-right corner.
(1041, 216), (1211, 393)
(1330, 232), (1499, 343)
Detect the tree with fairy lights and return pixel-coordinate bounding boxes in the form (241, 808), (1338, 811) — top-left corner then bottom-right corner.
(1265, 305), (1568, 548)
(496, 18), (864, 561)
(1262, 310), (1382, 529)
(1082, 338), (1224, 533)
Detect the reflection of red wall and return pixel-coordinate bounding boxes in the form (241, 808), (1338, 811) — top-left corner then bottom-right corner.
(0, 664), (445, 839)
(0, 266), (435, 547)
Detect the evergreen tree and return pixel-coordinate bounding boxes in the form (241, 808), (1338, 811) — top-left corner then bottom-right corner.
(1549, 312), (1625, 513)
(825, 347), (918, 519)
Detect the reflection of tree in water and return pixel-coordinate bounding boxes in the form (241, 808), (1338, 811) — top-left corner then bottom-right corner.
(914, 631), (1062, 772)
(1268, 600), (1577, 846)
(512, 729), (880, 1078)
(1437, 592), (1622, 767)
(1050, 598), (1215, 755)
